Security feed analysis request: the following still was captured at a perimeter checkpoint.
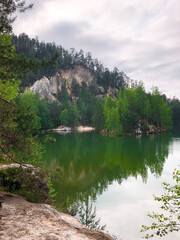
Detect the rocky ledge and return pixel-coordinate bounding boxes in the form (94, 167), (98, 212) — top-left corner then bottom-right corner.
(0, 191), (113, 240)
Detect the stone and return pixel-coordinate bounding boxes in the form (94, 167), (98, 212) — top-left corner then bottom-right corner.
(0, 191), (114, 240)
(60, 64), (96, 87)
(30, 76), (57, 102)
(49, 72), (62, 94)
(30, 65), (97, 102)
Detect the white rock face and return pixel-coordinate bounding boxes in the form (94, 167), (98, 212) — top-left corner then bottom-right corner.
(30, 76), (57, 102)
(49, 72), (62, 95)
(60, 64), (96, 86)
(30, 65), (96, 102)
(0, 191), (113, 240)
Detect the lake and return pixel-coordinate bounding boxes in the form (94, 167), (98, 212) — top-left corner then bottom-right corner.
(43, 131), (180, 240)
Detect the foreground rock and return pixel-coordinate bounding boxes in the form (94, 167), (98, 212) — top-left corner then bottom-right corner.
(0, 191), (113, 240)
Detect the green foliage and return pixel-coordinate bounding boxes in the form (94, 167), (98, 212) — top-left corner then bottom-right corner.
(0, 34), (20, 101)
(37, 98), (53, 130)
(135, 84), (147, 119)
(104, 97), (122, 133)
(92, 100), (104, 132)
(145, 99), (152, 123)
(12, 33), (130, 91)
(77, 84), (97, 126)
(60, 109), (69, 125)
(10, 33), (178, 133)
(47, 177), (57, 206)
(103, 85), (172, 134)
(118, 88), (134, 132)
(169, 98), (180, 127)
(57, 81), (68, 105)
(17, 91), (41, 132)
(48, 101), (61, 127)
(0, 1), (33, 33)
(0, 167), (48, 203)
(69, 105), (79, 127)
(141, 168), (180, 238)
(71, 78), (80, 97)
(0, 34), (43, 166)
(151, 87), (172, 130)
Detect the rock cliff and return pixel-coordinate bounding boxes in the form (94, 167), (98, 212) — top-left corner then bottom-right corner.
(30, 65), (96, 102)
(60, 64), (96, 86)
(30, 76), (57, 102)
(0, 191), (113, 240)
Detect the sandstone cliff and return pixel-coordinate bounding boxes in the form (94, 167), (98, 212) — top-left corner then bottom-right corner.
(30, 65), (96, 102)
(0, 191), (113, 240)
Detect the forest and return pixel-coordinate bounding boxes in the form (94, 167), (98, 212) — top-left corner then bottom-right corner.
(0, 2), (180, 239)
(8, 33), (180, 135)
(0, 29), (180, 167)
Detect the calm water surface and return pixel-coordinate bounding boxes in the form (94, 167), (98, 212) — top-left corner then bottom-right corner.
(43, 132), (180, 240)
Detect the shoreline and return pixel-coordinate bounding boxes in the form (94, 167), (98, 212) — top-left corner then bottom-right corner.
(53, 125), (95, 133)
(50, 125), (168, 137)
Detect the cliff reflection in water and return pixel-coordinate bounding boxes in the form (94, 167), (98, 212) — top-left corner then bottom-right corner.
(43, 132), (172, 208)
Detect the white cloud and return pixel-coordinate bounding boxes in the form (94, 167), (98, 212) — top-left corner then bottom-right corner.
(13, 0), (180, 98)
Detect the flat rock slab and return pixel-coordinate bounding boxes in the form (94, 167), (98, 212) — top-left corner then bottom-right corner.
(0, 191), (113, 240)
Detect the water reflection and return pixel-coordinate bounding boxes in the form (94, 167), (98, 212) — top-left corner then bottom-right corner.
(43, 132), (172, 209)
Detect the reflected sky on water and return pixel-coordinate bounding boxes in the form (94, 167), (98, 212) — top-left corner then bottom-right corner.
(43, 132), (180, 240)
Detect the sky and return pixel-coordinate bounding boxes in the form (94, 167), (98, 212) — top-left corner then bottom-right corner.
(13, 0), (180, 98)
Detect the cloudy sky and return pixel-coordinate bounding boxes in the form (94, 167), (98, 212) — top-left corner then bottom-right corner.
(13, 0), (180, 98)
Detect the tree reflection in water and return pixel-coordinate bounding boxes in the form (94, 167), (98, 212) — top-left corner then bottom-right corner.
(43, 132), (172, 212)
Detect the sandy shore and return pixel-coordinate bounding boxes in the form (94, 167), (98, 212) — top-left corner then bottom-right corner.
(75, 126), (95, 132)
(53, 126), (95, 133)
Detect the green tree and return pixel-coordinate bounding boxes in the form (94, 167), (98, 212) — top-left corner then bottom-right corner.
(17, 91), (41, 132)
(60, 109), (69, 126)
(71, 78), (80, 97)
(37, 98), (53, 130)
(151, 87), (172, 130)
(0, 0), (33, 33)
(159, 101), (172, 130)
(118, 89), (131, 132)
(0, 35), (40, 165)
(141, 168), (180, 238)
(92, 100), (104, 132)
(151, 87), (162, 128)
(0, 34), (20, 102)
(69, 105), (79, 127)
(0, 2), (45, 166)
(104, 97), (122, 133)
(170, 98), (180, 127)
(57, 81), (69, 107)
(48, 101), (61, 127)
(134, 83), (147, 119)
(77, 98), (87, 125)
(145, 99), (152, 124)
